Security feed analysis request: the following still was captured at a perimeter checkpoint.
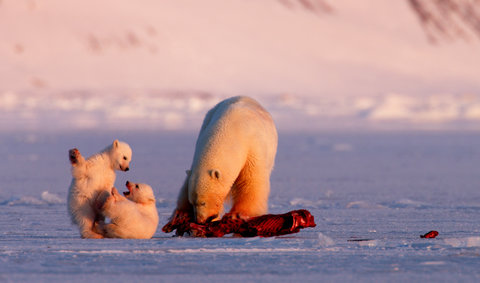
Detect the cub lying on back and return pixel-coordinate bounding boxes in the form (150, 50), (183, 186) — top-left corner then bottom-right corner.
(96, 181), (159, 239)
(68, 140), (132, 239)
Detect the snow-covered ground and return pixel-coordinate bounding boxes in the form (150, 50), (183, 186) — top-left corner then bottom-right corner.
(1, 131), (479, 282)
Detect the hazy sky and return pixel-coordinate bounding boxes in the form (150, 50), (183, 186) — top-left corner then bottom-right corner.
(1, 0), (479, 97)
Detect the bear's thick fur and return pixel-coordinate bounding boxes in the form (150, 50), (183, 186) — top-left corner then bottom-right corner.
(68, 140), (132, 238)
(96, 181), (158, 239)
(167, 96), (278, 228)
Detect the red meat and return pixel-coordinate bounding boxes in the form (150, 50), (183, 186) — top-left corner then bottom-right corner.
(420, 230), (439, 238)
(163, 209), (316, 237)
(162, 209), (194, 236)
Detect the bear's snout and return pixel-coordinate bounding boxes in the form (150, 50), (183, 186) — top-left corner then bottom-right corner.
(124, 181), (133, 197)
(124, 167), (129, 171)
(196, 214), (218, 224)
(206, 215), (218, 223)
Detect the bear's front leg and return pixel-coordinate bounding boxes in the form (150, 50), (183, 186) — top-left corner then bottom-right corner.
(163, 175), (195, 235)
(69, 148), (85, 166)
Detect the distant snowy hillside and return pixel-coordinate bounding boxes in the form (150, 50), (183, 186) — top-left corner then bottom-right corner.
(2, 91), (480, 131)
(0, 0), (479, 131)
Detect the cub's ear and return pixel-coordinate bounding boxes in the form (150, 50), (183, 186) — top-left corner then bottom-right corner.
(209, 169), (220, 180)
(113, 139), (119, 148)
(185, 170), (192, 176)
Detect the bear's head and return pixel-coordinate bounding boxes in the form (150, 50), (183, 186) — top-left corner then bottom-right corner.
(124, 181), (156, 205)
(188, 169), (226, 224)
(110, 140), (132, 172)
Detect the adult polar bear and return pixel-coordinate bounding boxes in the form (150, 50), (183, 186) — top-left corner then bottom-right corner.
(164, 96), (277, 232)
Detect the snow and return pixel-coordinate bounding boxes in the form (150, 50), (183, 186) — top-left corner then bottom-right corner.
(1, 91), (480, 132)
(1, 131), (480, 282)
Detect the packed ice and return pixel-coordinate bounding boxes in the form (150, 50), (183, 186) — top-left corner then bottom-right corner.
(1, 131), (479, 282)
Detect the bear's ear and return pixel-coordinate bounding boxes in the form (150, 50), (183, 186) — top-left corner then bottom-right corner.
(113, 139), (119, 149)
(209, 169), (220, 180)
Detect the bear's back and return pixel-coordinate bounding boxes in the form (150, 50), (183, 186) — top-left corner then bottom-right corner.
(198, 96), (275, 142)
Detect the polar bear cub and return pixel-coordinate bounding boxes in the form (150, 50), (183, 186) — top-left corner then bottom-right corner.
(97, 181), (159, 239)
(68, 140), (132, 239)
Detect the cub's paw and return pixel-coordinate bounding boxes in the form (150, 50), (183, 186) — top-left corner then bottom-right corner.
(93, 220), (106, 236)
(80, 230), (104, 239)
(69, 148), (84, 165)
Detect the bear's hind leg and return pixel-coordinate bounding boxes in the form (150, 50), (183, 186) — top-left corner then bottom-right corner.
(73, 202), (104, 239)
(79, 218), (104, 239)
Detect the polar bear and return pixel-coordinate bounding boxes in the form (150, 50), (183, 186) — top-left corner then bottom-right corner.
(95, 181), (159, 239)
(68, 140), (132, 239)
(163, 96), (278, 233)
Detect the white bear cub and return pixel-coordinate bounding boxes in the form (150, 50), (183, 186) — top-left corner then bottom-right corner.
(97, 181), (159, 239)
(68, 140), (132, 239)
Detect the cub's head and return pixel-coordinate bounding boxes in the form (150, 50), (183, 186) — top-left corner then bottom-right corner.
(124, 181), (156, 205)
(110, 140), (132, 172)
(188, 169), (227, 224)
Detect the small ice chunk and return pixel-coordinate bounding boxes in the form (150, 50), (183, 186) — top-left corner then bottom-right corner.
(316, 233), (334, 247)
(41, 191), (65, 204)
(444, 237), (480, 248)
